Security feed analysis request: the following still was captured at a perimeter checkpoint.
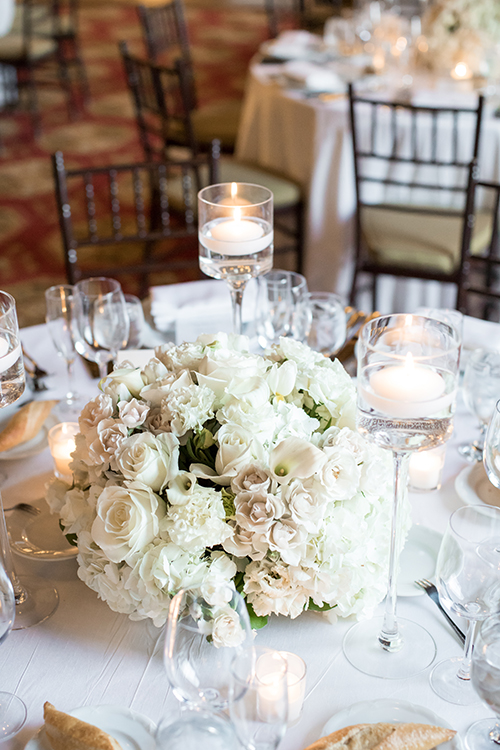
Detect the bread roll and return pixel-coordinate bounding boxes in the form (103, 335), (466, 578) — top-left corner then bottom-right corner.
(43, 702), (123, 750)
(0, 400), (57, 452)
(306, 722), (456, 750)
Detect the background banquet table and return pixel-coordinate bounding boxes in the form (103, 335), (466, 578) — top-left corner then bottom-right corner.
(236, 61), (500, 311)
(0, 310), (497, 750)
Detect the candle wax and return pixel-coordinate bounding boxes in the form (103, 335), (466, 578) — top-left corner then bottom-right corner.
(370, 365), (445, 403)
(210, 219), (264, 243)
(409, 446), (446, 490)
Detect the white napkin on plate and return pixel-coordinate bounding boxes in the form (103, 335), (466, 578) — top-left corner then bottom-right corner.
(282, 60), (345, 92)
(263, 30), (320, 60)
(150, 279), (258, 343)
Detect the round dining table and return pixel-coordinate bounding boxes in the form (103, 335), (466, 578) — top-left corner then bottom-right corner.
(0, 303), (497, 750)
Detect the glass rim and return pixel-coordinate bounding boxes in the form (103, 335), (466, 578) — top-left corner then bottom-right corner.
(45, 284), (74, 298)
(0, 291), (16, 315)
(74, 277), (123, 298)
(198, 183), (273, 209)
(230, 646), (288, 684)
(449, 504), (500, 541)
(360, 313), (461, 360)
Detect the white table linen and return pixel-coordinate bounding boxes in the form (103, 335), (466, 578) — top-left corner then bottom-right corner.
(236, 64), (500, 312)
(0, 314), (496, 750)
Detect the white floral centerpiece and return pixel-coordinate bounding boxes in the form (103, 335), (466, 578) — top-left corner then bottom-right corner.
(47, 333), (397, 631)
(422, 0), (500, 77)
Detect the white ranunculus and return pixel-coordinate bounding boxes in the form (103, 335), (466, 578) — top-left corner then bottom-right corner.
(284, 477), (328, 534)
(104, 366), (146, 399)
(86, 419), (129, 467)
(118, 398), (150, 428)
(212, 606), (246, 648)
(78, 394), (114, 436)
(269, 437), (326, 484)
(231, 464), (272, 495)
(92, 481), (166, 564)
(115, 432), (179, 492)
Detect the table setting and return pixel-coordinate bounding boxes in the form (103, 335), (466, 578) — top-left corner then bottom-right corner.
(0, 179), (499, 750)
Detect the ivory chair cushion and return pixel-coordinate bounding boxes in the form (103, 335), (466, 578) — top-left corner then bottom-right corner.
(361, 205), (493, 274)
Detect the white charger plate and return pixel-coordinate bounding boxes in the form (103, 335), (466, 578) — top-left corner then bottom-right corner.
(25, 705), (156, 750)
(398, 524), (442, 597)
(321, 699), (458, 749)
(455, 463), (500, 509)
(7, 496), (77, 561)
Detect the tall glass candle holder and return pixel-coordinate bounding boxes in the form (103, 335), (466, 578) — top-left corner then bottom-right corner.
(343, 314), (460, 679)
(198, 183), (273, 335)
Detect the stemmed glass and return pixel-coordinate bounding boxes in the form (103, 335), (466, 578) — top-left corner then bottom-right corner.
(0, 291), (59, 629)
(123, 294), (145, 349)
(466, 613), (500, 750)
(255, 270), (308, 348)
(0, 556), (27, 739)
(483, 399), (500, 489)
(430, 505), (500, 705)
(343, 314), (460, 679)
(229, 646), (289, 750)
(198, 183), (274, 335)
(459, 349), (500, 462)
(71, 277), (130, 380)
(45, 284), (81, 417)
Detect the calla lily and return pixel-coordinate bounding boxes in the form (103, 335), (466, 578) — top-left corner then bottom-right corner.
(267, 360), (297, 399)
(269, 437), (326, 484)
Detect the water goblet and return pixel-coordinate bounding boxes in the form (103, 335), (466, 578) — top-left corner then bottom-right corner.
(229, 646), (288, 750)
(164, 586), (253, 712)
(123, 294), (145, 349)
(0, 556), (27, 739)
(198, 183), (274, 335)
(483, 399), (500, 489)
(45, 284), (81, 417)
(71, 277), (130, 380)
(465, 613), (500, 750)
(343, 314), (460, 679)
(300, 291), (346, 355)
(255, 270), (308, 348)
(0, 291), (59, 629)
(459, 349), (500, 462)
(430, 505), (500, 705)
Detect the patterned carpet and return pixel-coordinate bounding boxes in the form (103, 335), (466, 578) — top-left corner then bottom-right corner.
(0, 0), (269, 326)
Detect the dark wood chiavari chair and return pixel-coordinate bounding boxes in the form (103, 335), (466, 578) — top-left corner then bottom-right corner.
(348, 83), (486, 311)
(265, 0), (342, 38)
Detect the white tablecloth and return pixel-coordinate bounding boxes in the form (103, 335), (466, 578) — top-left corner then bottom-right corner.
(236, 63), (500, 312)
(0, 315), (496, 750)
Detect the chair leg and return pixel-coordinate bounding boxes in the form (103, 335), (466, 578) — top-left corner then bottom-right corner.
(68, 35), (91, 106)
(371, 274), (378, 312)
(25, 65), (42, 138)
(56, 42), (78, 121)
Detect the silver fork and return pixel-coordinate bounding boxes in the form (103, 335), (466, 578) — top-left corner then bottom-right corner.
(415, 578), (465, 645)
(4, 503), (41, 516)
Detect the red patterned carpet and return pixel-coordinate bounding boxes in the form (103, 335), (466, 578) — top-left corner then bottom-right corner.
(0, 1), (269, 326)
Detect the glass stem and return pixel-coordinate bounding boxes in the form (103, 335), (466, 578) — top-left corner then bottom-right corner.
(378, 450), (410, 652)
(475, 422), (487, 452)
(228, 281), (247, 336)
(66, 358), (75, 401)
(489, 720), (500, 744)
(0, 494), (27, 605)
(457, 619), (479, 681)
(98, 361), (108, 380)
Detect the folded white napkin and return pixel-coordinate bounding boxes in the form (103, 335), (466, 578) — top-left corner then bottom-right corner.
(262, 30), (320, 60)
(282, 60), (345, 92)
(463, 315), (500, 352)
(150, 279), (259, 343)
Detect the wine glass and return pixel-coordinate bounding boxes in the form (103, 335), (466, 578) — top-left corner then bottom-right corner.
(0, 291), (59, 629)
(300, 292), (346, 355)
(465, 613), (500, 750)
(255, 270), (308, 348)
(0, 556), (27, 739)
(430, 505), (500, 705)
(343, 314), (460, 679)
(483, 399), (500, 489)
(229, 646), (288, 750)
(459, 349), (500, 462)
(45, 284), (81, 417)
(164, 586), (253, 712)
(198, 183), (274, 335)
(123, 294), (145, 349)
(72, 277), (130, 380)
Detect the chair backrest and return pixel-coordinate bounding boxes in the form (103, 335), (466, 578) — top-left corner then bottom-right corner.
(348, 84), (484, 216)
(265, 0), (341, 38)
(459, 165), (500, 318)
(49, 0), (79, 37)
(6, 0), (56, 57)
(51, 149), (219, 288)
(120, 41), (197, 160)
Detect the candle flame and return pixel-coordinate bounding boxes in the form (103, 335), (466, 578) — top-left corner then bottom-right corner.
(404, 314), (413, 327)
(454, 62), (468, 78)
(404, 352), (414, 370)
(231, 182), (237, 199)
(233, 207), (241, 222)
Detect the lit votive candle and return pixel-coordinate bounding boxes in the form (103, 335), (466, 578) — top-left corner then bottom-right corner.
(280, 651), (307, 725)
(48, 422), (79, 481)
(408, 444), (447, 492)
(256, 651), (288, 722)
(219, 182), (251, 207)
(451, 61), (472, 80)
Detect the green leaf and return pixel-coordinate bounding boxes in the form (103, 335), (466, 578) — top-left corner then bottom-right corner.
(247, 601), (268, 630)
(307, 599), (337, 612)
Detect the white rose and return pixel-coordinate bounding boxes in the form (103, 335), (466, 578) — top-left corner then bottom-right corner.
(104, 366), (146, 399)
(197, 349), (266, 399)
(211, 424), (262, 485)
(284, 477), (328, 534)
(78, 394), (114, 436)
(219, 400), (277, 445)
(231, 464), (272, 495)
(212, 606), (246, 648)
(92, 481), (166, 563)
(118, 398), (150, 428)
(116, 432), (179, 492)
(224, 376), (270, 408)
(267, 518), (307, 566)
(142, 357), (169, 384)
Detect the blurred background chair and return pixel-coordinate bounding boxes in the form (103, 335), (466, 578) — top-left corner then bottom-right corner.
(136, 0), (241, 152)
(348, 84), (486, 311)
(120, 41), (305, 274)
(459, 169), (500, 321)
(264, 0), (342, 38)
(52, 147), (219, 297)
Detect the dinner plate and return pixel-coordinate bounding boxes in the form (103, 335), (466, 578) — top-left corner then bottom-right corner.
(25, 705), (157, 750)
(0, 423), (49, 460)
(7, 496), (77, 561)
(398, 524), (442, 597)
(455, 462), (500, 509)
(321, 699), (458, 749)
